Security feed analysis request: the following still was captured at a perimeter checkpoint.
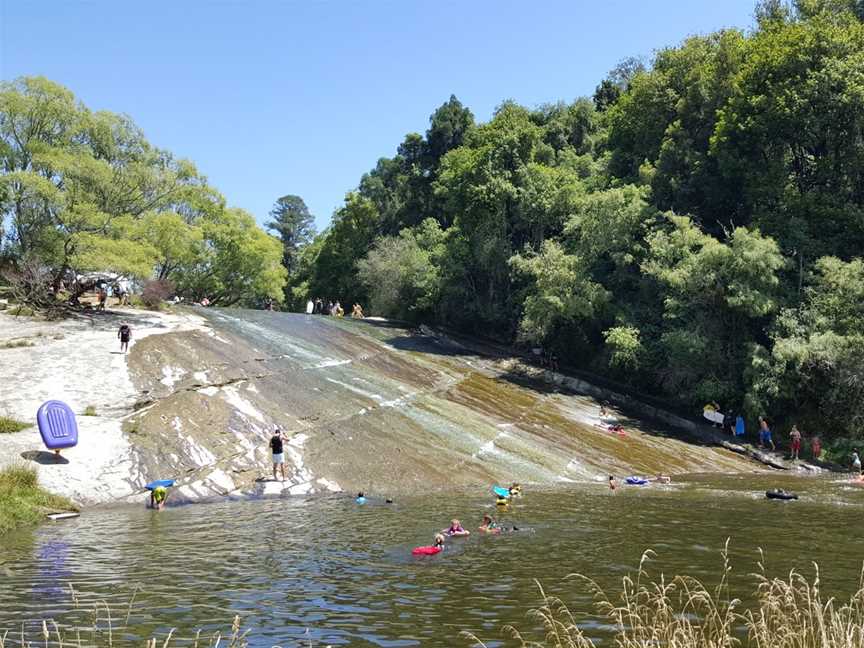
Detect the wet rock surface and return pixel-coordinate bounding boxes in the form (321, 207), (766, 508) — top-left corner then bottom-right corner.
(1, 307), (764, 508)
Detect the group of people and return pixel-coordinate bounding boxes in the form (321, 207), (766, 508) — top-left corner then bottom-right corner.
(95, 281), (130, 310)
(415, 486), (524, 555)
(305, 298), (365, 319)
(703, 403), (822, 462)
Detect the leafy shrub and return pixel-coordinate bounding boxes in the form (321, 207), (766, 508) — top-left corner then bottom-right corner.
(140, 279), (174, 310)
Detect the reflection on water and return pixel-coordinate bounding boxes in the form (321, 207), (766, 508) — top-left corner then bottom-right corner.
(2, 474), (861, 647)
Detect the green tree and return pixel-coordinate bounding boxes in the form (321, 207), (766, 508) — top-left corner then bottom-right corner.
(749, 257), (864, 434)
(266, 194), (315, 275)
(0, 76), (285, 309)
(176, 208), (286, 306)
(308, 193), (380, 302)
(642, 216), (785, 404)
(357, 218), (445, 321)
(712, 11), (864, 258)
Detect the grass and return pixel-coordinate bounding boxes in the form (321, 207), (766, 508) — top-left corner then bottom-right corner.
(0, 465), (76, 534)
(0, 338), (35, 349)
(0, 415), (30, 434)
(463, 543), (864, 648)
(9, 305), (35, 317)
(83, 405), (98, 416)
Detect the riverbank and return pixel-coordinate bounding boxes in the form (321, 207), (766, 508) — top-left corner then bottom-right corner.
(0, 465), (74, 534)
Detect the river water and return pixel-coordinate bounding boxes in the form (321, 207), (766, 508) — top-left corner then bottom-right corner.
(2, 474), (861, 647)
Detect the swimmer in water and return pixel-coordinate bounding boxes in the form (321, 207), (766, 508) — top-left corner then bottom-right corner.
(609, 475), (617, 491)
(442, 519), (469, 536)
(478, 513), (501, 534)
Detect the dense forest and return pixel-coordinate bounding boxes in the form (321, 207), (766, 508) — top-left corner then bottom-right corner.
(288, 0), (864, 440)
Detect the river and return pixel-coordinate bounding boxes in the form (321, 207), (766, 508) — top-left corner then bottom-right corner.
(2, 473), (861, 647)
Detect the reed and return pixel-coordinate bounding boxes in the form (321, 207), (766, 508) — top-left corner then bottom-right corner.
(463, 543), (864, 647)
(0, 585), (317, 648)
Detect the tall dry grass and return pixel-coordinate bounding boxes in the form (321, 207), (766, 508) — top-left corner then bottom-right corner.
(463, 543), (864, 648)
(0, 584), (333, 648)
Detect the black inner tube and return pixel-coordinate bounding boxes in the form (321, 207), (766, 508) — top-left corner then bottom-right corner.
(766, 490), (798, 500)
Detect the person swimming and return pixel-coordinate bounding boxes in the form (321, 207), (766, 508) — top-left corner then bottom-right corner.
(478, 513), (500, 534)
(412, 533), (446, 555)
(509, 483), (522, 496)
(442, 518), (470, 536)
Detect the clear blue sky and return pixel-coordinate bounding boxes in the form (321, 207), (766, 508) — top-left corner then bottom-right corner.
(1, 0), (757, 231)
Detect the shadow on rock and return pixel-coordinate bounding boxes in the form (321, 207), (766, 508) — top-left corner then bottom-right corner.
(21, 450), (70, 465)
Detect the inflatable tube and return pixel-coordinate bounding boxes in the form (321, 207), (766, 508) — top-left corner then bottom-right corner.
(412, 546), (442, 556)
(145, 479), (175, 491)
(495, 498), (510, 506)
(766, 489), (798, 501)
(355, 496), (366, 504)
(493, 486), (511, 499)
(625, 476), (649, 486)
(36, 400), (78, 451)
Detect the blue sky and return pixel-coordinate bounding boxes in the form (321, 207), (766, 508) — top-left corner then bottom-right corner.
(1, 0), (756, 231)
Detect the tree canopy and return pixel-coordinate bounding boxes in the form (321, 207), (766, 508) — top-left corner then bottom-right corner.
(0, 76), (285, 307)
(296, 2), (864, 442)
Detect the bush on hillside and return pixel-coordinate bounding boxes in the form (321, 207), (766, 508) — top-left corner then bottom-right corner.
(140, 279), (174, 310)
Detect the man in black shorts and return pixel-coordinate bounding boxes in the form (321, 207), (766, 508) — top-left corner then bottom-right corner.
(118, 322), (132, 353)
(269, 427), (286, 481)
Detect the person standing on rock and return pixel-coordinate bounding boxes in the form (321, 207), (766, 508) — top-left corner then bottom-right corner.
(758, 416), (775, 451)
(269, 427), (286, 481)
(118, 322), (132, 353)
(811, 435), (822, 461)
(789, 425), (802, 461)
